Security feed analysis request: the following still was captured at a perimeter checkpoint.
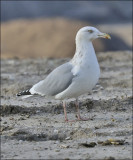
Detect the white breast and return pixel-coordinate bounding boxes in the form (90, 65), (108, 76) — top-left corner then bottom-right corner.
(55, 41), (100, 100)
(72, 58), (100, 94)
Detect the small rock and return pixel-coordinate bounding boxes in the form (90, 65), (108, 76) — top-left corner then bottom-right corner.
(19, 140), (23, 144)
(47, 101), (52, 104)
(65, 136), (71, 140)
(60, 144), (69, 148)
(18, 117), (26, 120)
(53, 129), (58, 134)
(36, 110), (40, 113)
(100, 86), (104, 90)
(111, 118), (115, 122)
(26, 115), (30, 118)
(97, 140), (103, 144)
(104, 157), (115, 160)
(0, 126), (5, 132)
(3, 121), (7, 124)
(50, 134), (58, 140)
(55, 149), (60, 152)
(9, 117), (14, 120)
(79, 142), (97, 148)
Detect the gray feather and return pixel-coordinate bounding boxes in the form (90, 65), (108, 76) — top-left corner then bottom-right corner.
(30, 62), (74, 96)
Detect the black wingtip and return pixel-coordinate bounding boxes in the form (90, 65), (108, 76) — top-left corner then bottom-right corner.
(16, 89), (31, 97)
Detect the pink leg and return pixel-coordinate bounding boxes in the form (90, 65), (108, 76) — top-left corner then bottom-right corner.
(75, 99), (89, 121)
(63, 101), (68, 121)
(63, 101), (76, 122)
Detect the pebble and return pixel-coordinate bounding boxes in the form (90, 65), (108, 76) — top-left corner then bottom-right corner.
(18, 117), (26, 120)
(54, 129), (59, 134)
(3, 121), (7, 124)
(60, 144), (69, 148)
(9, 117), (14, 120)
(104, 157), (115, 160)
(26, 115), (30, 118)
(65, 136), (71, 140)
(55, 149), (60, 152)
(79, 142), (97, 148)
(19, 140), (23, 144)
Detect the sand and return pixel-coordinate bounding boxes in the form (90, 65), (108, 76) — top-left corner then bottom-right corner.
(1, 51), (132, 159)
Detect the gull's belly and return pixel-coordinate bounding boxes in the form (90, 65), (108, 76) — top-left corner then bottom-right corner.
(55, 65), (100, 100)
(74, 67), (100, 95)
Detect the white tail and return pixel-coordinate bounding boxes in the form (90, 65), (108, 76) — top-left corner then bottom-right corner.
(21, 95), (33, 99)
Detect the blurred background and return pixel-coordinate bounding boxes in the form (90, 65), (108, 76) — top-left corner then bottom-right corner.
(1, 1), (132, 58)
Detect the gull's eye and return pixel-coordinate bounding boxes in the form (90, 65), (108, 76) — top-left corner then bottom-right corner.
(88, 30), (93, 33)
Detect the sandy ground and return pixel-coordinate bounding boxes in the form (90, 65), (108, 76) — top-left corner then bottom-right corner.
(1, 51), (132, 159)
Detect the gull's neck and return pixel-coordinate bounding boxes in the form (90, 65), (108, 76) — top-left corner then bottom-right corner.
(71, 38), (97, 66)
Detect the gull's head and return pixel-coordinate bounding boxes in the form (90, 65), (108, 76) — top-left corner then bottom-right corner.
(76, 26), (111, 42)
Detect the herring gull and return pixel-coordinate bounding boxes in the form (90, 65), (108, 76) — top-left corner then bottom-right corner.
(17, 26), (111, 122)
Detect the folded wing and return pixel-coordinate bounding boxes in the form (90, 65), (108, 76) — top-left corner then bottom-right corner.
(30, 62), (74, 96)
